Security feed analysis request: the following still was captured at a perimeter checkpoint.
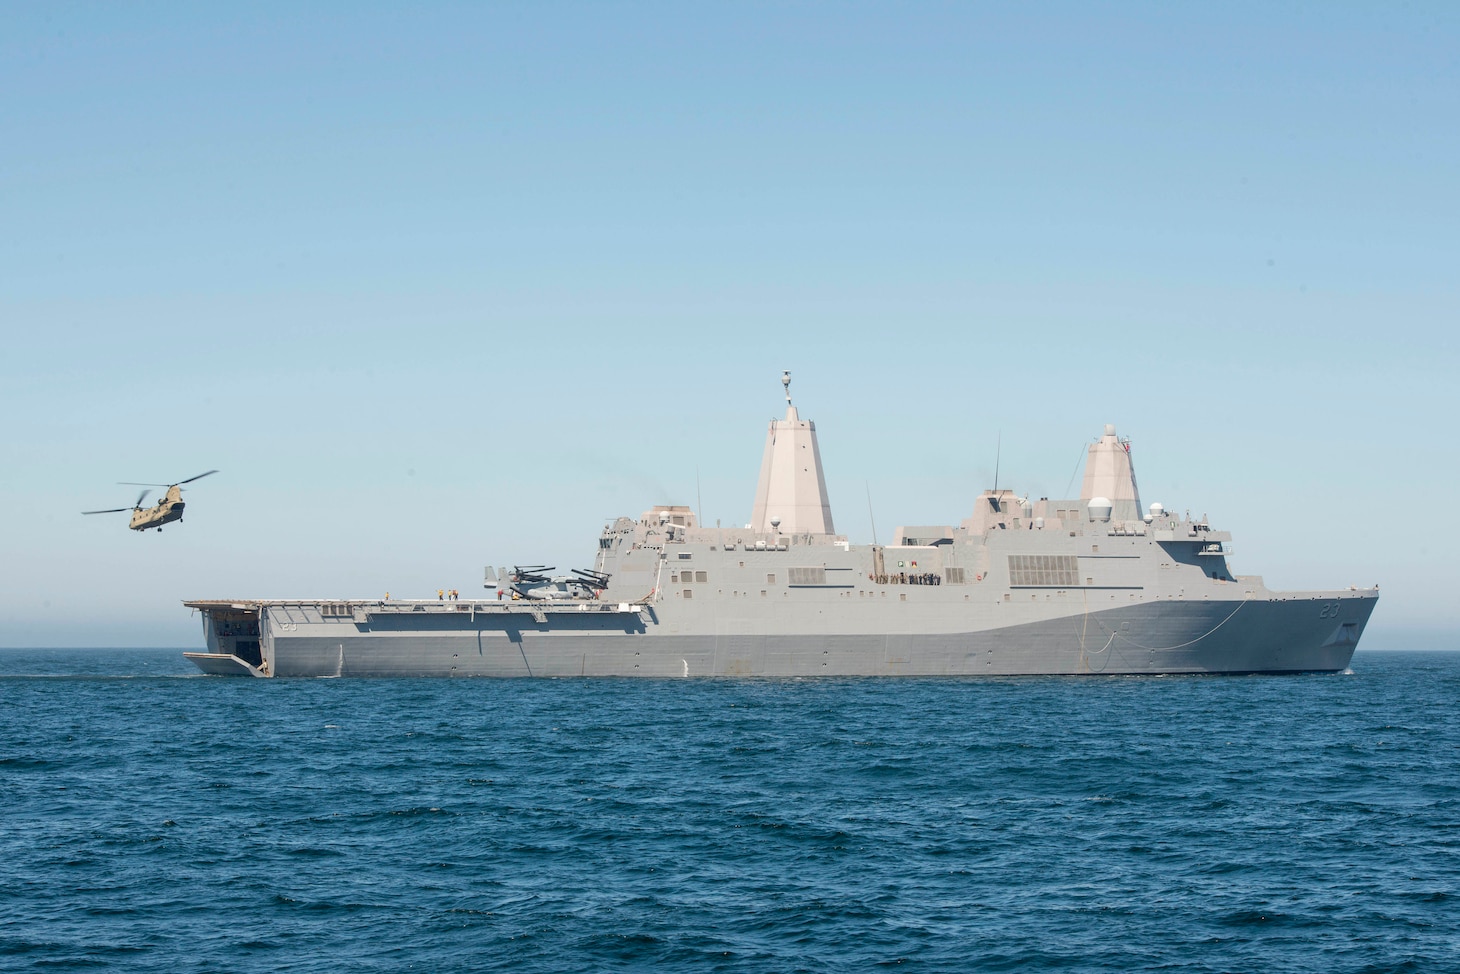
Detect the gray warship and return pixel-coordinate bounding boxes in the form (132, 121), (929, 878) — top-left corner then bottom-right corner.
(184, 375), (1377, 677)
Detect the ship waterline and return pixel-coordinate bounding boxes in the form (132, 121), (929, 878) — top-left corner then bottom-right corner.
(184, 377), (1377, 677)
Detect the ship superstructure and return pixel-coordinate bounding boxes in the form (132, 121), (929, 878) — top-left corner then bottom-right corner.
(184, 376), (1376, 677)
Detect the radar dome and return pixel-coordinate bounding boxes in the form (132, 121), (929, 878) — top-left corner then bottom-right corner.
(1088, 497), (1113, 522)
(1104, 424), (1117, 437)
(1149, 502), (1165, 519)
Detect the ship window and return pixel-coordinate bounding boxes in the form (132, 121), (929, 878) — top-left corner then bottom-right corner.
(683, 589), (693, 599)
(766, 573), (775, 584)
(695, 571), (707, 583)
(761, 590), (767, 596)
(678, 553), (692, 560)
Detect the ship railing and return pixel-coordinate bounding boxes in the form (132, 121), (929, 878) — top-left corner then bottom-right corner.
(366, 600), (644, 615)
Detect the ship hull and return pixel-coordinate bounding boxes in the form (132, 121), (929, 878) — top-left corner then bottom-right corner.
(186, 592), (1376, 678)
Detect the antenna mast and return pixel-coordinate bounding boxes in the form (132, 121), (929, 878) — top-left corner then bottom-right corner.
(993, 431), (1001, 494)
(866, 482), (879, 546)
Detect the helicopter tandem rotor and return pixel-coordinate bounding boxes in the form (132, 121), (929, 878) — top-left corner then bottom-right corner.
(82, 471), (218, 531)
(117, 470), (219, 489)
(82, 489), (152, 516)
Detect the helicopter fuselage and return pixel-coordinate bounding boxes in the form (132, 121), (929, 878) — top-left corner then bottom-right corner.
(128, 487), (185, 531)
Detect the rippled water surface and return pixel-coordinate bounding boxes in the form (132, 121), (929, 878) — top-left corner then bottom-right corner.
(2, 649), (1456, 972)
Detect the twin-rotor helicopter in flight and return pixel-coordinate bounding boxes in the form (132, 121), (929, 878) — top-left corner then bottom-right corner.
(83, 471), (218, 532)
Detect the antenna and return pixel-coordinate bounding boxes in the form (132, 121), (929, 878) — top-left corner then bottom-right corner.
(993, 431), (1001, 494)
(782, 370), (792, 405)
(866, 481), (879, 546)
(696, 466), (703, 527)
(1063, 445), (1086, 499)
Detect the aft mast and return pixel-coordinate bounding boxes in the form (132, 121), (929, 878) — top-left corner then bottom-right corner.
(1081, 423), (1143, 522)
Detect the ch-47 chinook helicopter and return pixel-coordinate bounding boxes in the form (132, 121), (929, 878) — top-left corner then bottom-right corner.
(82, 470), (218, 532)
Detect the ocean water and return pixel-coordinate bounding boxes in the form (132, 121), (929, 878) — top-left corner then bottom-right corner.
(1, 650), (1455, 973)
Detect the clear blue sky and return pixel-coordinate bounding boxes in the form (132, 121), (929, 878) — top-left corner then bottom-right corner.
(2, 3), (1456, 648)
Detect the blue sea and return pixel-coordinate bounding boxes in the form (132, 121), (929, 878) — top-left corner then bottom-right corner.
(1, 649), (1455, 973)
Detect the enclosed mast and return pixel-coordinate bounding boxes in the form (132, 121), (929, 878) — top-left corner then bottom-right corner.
(749, 371), (836, 536)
